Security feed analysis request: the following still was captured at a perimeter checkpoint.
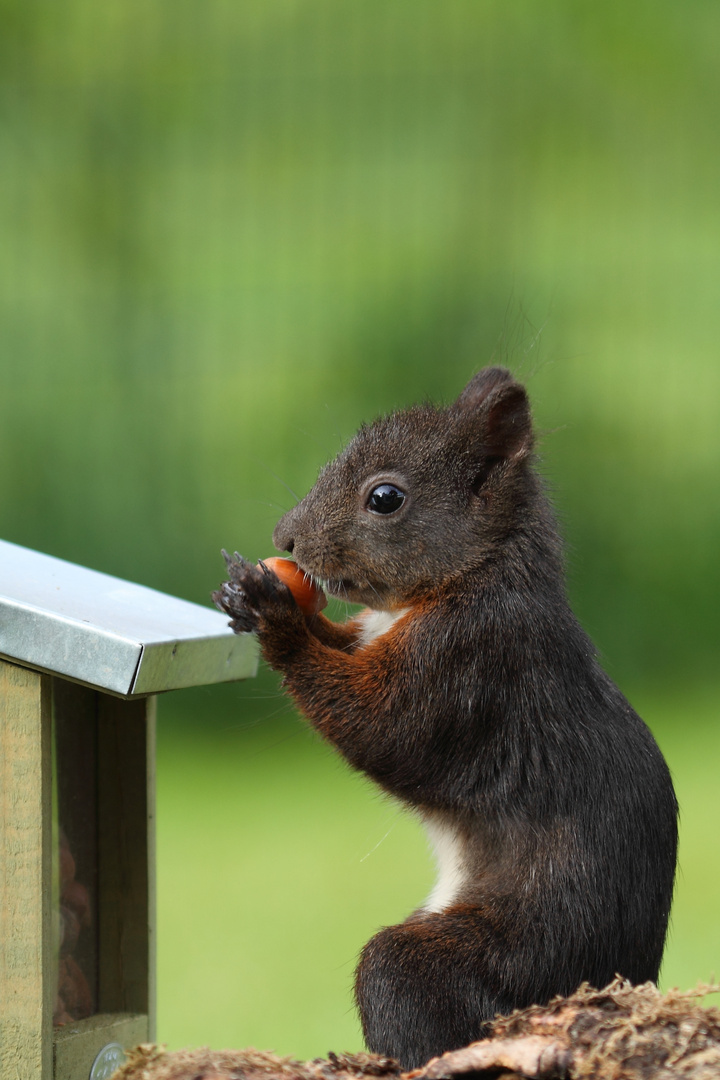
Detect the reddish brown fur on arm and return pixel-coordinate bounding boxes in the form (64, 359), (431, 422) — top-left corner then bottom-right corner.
(213, 556), (421, 784)
(303, 611), (365, 651)
(260, 607), (431, 795)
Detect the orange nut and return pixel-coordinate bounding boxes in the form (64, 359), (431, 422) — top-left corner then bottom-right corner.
(261, 557), (327, 616)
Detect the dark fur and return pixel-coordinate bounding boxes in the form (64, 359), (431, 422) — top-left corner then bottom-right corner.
(214, 368), (677, 1070)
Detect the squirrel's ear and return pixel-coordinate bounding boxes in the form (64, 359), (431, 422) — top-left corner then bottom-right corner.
(454, 367), (515, 411)
(483, 383), (533, 459)
(453, 368), (533, 460)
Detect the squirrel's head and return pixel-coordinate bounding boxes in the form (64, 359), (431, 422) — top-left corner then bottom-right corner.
(273, 367), (537, 609)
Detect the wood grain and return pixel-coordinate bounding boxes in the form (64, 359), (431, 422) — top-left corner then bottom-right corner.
(0, 659), (54, 1080)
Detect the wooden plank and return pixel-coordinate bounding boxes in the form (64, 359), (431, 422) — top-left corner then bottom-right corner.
(53, 1013), (147, 1080)
(0, 659), (54, 1080)
(96, 695), (156, 1036)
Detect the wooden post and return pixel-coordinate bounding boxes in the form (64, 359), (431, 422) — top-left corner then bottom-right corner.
(0, 660), (54, 1080)
(0, 538), (258, 1079)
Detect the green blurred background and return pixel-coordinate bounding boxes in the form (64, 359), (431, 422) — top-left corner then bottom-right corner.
(2, 0), (719, 1058)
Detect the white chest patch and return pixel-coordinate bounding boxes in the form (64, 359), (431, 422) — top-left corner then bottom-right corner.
(357, 607), (410, 648)
(422, 814), (467, 913)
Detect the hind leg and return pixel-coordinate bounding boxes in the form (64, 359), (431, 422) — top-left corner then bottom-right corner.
(355, 910), (519, 1070)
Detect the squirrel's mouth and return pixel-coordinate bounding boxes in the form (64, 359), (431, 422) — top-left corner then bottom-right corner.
(322, 577), (360, 600)
(289, 559), (357, 601)
(292, 556), (386, 606)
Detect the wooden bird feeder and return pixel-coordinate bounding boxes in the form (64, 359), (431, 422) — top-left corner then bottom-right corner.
(0, 539), (258, 1080)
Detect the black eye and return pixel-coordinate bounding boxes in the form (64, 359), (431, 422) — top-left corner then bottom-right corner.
(367, 483), (406, 515)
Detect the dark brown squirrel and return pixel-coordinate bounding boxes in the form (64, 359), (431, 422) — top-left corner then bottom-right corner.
(213, 367), (678, 1070)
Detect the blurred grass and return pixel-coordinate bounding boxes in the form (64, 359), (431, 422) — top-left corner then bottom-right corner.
(1, 0), (718, 1056)
(155, 690), (433, 1056)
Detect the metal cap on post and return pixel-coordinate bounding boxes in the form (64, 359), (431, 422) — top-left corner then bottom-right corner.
(0, 540), (257, 1080)
(0, 539), (257, 696)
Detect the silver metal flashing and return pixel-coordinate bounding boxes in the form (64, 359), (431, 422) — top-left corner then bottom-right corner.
(0, 539), (258, 696)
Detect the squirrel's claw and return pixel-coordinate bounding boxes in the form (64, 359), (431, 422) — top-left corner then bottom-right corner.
(212, 579), (259, 633)
(214, 550), (299, 637)
(221, 549), (256, 584)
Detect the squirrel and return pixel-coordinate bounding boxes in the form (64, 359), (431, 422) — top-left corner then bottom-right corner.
(213, 367), (678, 1070)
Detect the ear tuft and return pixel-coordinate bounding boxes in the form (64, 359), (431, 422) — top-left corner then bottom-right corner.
(453, 367), (515, 412)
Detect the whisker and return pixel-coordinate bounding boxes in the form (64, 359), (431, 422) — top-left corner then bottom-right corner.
(359, 821), (398, 863)
(248, 453), (301, 505)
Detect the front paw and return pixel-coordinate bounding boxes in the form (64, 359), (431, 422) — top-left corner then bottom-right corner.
(212, 553), (260, 633)
(212, 550), (301, 637)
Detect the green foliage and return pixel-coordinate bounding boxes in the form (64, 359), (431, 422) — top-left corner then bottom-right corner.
(1, 0), (718, 1056)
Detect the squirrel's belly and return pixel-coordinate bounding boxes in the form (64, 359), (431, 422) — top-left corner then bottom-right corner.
(421, 813), (468, 913)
